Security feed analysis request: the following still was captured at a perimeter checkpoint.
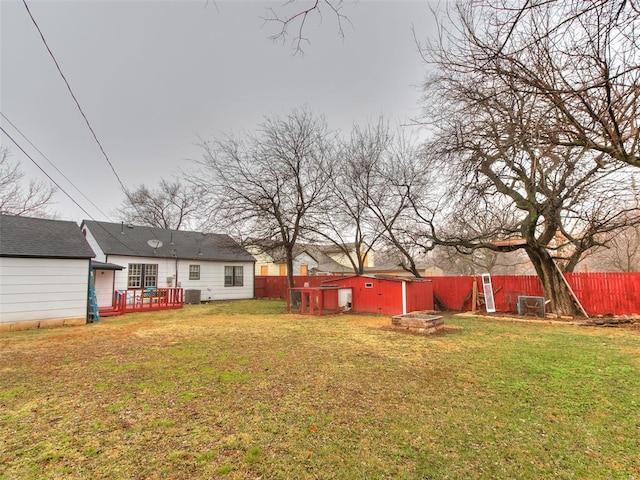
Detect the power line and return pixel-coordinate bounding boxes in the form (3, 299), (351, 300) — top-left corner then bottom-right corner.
(21, 0), (128, 194)
(0, 111), (111, 219)
(2, 114), (162, 244)
(2, 125), (100, 219)
(21, 0), (162, 243)
(0, 125), (141, 252)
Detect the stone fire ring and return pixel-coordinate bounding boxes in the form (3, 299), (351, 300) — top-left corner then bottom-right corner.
(391, 312), (445, 335)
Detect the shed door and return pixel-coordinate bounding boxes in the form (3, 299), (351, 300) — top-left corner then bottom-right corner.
(338, 288), (352, 309)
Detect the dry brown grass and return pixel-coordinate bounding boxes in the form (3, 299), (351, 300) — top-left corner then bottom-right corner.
(1, 300), (639, 479)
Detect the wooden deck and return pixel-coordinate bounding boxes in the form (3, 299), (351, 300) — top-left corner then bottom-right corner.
(99, 288), (184, 317)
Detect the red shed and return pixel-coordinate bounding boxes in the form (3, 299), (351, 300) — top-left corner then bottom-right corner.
(321, 275), (434, 316)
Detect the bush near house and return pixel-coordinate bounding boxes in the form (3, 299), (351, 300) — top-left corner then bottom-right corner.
(1, 300), (638, 479)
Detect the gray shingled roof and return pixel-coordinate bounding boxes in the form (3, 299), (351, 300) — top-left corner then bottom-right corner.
(0, 215), (95, 259)
(82, 220), (255, 262)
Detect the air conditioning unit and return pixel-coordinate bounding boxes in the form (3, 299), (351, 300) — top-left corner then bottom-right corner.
(517, 296), (545, 317)
(184, 289), (201, 304)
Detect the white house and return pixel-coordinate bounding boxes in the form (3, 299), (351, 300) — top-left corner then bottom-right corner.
(248, 244), (319, 276)
(249, 240), (373, 276)
(81, 221), (256, 306)
(0, 215), (95, 331)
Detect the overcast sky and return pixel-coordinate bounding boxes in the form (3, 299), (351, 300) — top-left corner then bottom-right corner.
(1, 0), (438, 224)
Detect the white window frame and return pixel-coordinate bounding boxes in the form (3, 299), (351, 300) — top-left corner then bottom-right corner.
(224, 266), (244, 287)
(189, 264), (200, 280)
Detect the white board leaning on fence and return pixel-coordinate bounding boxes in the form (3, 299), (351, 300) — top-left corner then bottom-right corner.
(481, 273), (496, 313)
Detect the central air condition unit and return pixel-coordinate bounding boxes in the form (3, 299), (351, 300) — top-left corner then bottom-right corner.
(517, 296), (546, 317)
(184, 289), (201, 304)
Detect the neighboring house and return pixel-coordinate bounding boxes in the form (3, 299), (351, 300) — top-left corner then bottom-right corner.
(248, 243), (319, 276)
(81, 221), (255, 306)
(250, 240), (373, 276)
(315, 243), (374, 272)
(0, 215), (95, 330)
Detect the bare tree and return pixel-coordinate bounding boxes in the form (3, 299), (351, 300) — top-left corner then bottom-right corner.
(414, 0), (640, 315)
(421, 0), (640, 168)
(263, 0), (350, 55)
(194, 107), (335, 287)
(363, 131), (434, 278)
(115, 179), (201, 230)
(0, 147), (56, 217)
(418, 69), (640, 315)
(305, 119), (391, 274)
(579, 223), (640, 272)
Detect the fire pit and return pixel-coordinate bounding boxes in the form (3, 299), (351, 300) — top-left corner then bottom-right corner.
(391, 312), (444, 335)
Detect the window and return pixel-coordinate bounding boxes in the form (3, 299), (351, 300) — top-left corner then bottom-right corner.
(279, 264), (287, 276)
(128, 264), (158, 288)
(300, 264), (308, 276)
(189, 264), (200, 280)
(260, 265), (269, 276)
(224, 266), (244, 287)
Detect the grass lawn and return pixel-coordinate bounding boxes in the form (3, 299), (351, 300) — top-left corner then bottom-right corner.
(1, 300), (639, 479)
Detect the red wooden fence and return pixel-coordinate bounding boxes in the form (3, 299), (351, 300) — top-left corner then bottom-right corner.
(566, 272), (640, 316)
(256, 273), (640, 316)
(431, 273), (640, 316)
(255, 275), (346, 299)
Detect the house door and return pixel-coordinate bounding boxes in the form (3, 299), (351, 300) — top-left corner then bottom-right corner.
(94, 270), (116, 307)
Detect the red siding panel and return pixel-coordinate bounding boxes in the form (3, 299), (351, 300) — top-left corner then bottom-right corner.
(325, 276), (403, 315)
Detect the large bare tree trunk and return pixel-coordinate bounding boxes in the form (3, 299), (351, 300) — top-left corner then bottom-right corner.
(285, 245), (295, 289)
(525, 246), (582, 317)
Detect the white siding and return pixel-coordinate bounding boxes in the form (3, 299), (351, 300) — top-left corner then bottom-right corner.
(0, 257), (90, 323)
(255, 262), (282, 276)
(107, 255), (177, 291)
(107, 255), (254, 301)
(252, 251), (318, 276)
(177, 260), (254, 301)
(328, 249), (375, 268)
(248, 249), (281, 276)
(293, 252), (318, 275)
(81, 226), (106, 262)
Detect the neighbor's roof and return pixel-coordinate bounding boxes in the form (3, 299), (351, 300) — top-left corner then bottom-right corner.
(82, 220), (255, 262)
(0, 215), (95, 259)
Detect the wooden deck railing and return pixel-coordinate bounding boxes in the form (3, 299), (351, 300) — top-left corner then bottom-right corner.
(103, 288), (184, 315)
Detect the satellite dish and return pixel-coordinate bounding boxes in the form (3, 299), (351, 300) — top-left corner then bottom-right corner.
(147, 239), (163, 249)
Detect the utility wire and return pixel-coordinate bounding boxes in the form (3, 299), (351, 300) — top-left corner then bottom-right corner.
(21, 0), (162, 243)
(0, 111), (111, 219)
(22, 0), (128, 194)
(2, 125), (100, 219)
(1, 125), (141, 252)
